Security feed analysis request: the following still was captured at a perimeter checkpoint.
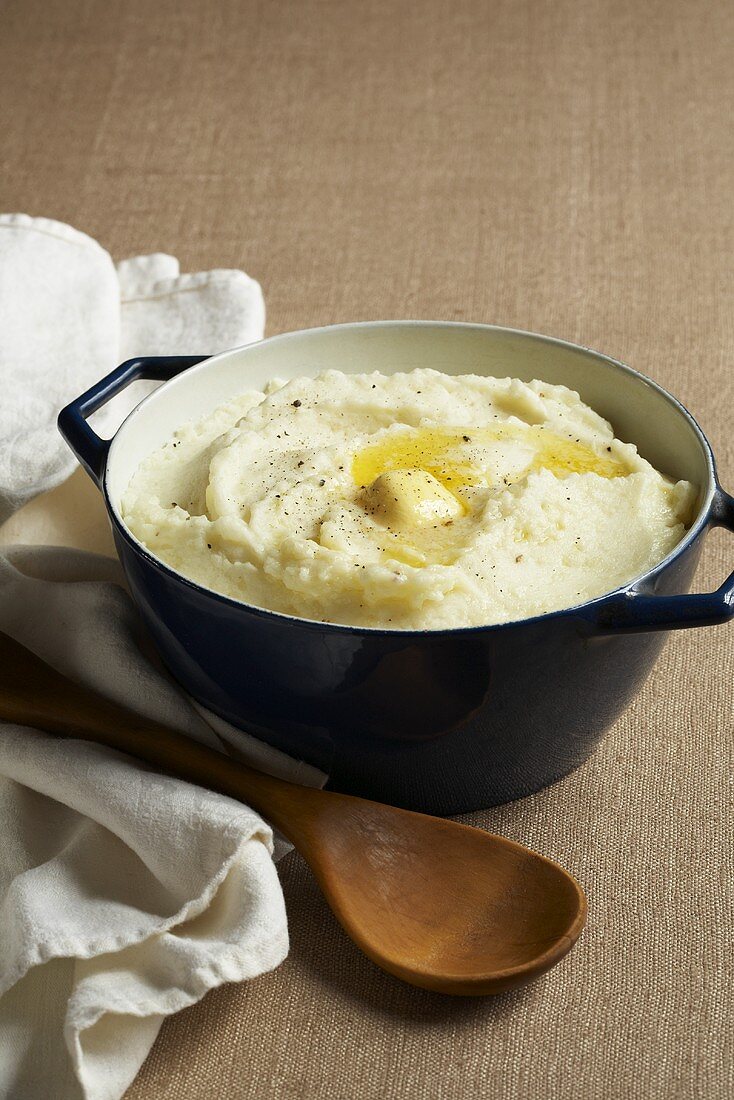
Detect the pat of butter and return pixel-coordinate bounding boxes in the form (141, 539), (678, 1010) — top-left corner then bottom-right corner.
(363, 469), (463, 527)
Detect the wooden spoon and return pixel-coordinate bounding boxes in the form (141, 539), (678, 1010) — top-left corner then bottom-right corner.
(0, 632), (586, 996)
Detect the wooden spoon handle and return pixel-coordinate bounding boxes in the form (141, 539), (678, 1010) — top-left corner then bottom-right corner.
(0, 632), (319, 838)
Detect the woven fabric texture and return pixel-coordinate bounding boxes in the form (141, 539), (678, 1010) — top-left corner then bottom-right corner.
(0, 1), (732, 1097)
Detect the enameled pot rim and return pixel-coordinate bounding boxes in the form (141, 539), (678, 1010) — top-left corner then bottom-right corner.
(103, 319), (720, 637)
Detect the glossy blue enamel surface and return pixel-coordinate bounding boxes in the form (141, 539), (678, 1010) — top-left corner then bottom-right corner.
(58, 340), (734, 815)
(57, 355), (208, 483)
(109, 516), (708, 813)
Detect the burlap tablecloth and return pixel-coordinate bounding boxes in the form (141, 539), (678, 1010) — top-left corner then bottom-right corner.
(1, 1), (732, 1096)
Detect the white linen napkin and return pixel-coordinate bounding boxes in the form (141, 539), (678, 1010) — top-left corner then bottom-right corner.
(0, 217), (320, 1100)
(0, 214), (266, 521)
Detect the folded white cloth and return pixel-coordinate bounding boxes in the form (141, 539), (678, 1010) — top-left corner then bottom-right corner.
(0, 217), (318, 1100)
(0, 214), (265, 522)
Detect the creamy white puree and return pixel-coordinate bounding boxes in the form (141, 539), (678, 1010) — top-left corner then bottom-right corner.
(121, 369), (696, 629)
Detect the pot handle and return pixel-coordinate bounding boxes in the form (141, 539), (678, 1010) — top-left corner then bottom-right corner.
(589, 488), (734, 633)
(57, 355), (210, 488)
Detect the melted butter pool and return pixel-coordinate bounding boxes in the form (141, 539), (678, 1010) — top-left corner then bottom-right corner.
(352, 423), (627, 492)
(350, 423), (630, 568)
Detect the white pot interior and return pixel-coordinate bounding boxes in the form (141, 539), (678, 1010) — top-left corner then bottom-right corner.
(105, 322), (713, 523)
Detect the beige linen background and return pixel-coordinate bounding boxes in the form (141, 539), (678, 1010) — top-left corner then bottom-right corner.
(1, 0), (733, 1097)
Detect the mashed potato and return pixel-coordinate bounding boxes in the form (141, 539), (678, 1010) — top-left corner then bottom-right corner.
(121, 369), (696, 629)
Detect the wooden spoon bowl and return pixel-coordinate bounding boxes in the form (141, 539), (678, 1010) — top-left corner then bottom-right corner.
(0, 632), (586, 996)
(300, 795), (586, 994)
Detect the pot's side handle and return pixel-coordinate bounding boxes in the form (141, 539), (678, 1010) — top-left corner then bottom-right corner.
(589, 489), (734, 633)
(57, 355), (210, 488)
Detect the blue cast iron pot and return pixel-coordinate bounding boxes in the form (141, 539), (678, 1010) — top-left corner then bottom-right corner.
(59, 322), (734, 815)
